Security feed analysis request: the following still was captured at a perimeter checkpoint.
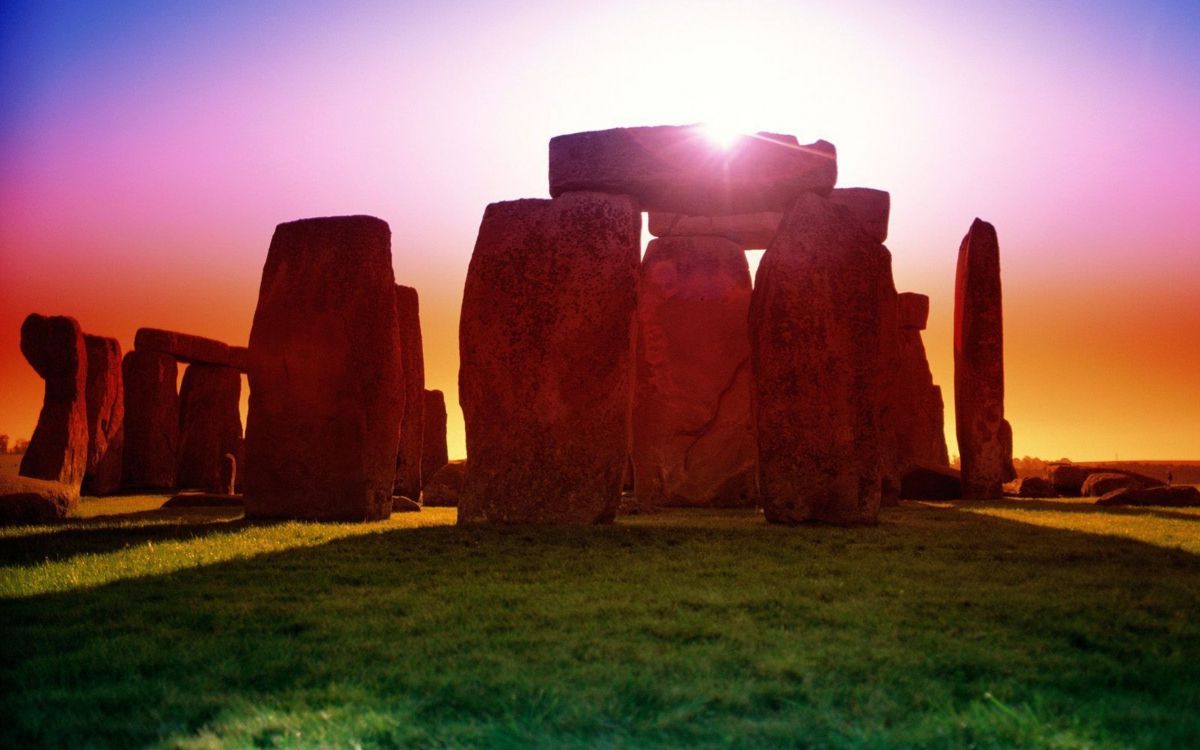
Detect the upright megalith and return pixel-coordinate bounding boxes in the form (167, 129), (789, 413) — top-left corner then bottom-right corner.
(749, 193), (889, 524)
(244, 215), (404, 521)
(121, 350), (179, 490)
(632, 236), (757, 509)
(891, 293), (950, 474)
(459, 192), (640, 524)
(394, 285), (425, 500)
(135, 328), (248, 371)
(953, 218), (1015, 498)
(82, 335), (124, 496)
(420, 389), (449, 487)
(177, 364), (243, 493)
(549, 126), (837, 215)
(18, 314), (89, 487)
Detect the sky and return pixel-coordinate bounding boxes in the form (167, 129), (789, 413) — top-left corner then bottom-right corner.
(1, 0), (1198, 462)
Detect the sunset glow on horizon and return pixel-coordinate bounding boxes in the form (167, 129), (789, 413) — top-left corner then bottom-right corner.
(2, 0), (1198, 462)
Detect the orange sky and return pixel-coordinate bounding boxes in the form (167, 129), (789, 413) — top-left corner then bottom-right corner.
(2, 1), (1198, 461)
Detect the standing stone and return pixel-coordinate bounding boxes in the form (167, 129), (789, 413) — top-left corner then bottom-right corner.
(954, 218), (1016, 498)
(829, 188), (891, 244)
(420, 389), (449, 487)
(121, 350), (179, 490)
(244, 215), (404, 521)
(82, 335), (124, 496)
(749, 193), (888, 524)
(220, 453), (237, 495)
(632, 236), (757, 509)
(891, 293), (950, 475)
(550, 126), (837, 215)
(459, 192), (639, 524)
(394, 285), (425, 499)
(18, 314), (89, 488)
(177, 364), (243, 493)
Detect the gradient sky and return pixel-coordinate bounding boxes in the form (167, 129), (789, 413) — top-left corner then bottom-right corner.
(2, 0), (1198, 461)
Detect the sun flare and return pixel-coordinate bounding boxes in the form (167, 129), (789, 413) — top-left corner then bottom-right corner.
(700, 122), (746, 150)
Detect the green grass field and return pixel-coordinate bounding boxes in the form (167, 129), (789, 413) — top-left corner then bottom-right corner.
(1, 492), (1199, 749)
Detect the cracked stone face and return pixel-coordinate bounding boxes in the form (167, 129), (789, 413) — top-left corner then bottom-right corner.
(632, 236), (758, 509)
(244, 215), (404, 522)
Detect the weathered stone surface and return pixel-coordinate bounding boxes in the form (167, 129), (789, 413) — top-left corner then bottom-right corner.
(891, 321), (950, 476)
(873, 249), (902, 508)
(549, 126), (836, 215)
(954, 218), (1016, 499)
(420, 389), (449, 487)
(135, 328), (248, 371)
(898, 293), (930, 331)
(1081, 472), (1160, 497)
(646, 187), (889, 248)
(632, 236), (757, 510)
(899, 464), (962, 500)
(1097, 485), (1200, 507)
(394, 285), (425, 499)
(177, 364), (243, 493)
(121, 350), (179, 490)
(18, 314), (89, 488)
(82, 335), (124, 496)
(459, 193), (639, 524)
(244, 215), (404, 521)
(1046, 465), (1159, 496)
(829, 188), (890, 244)
(749, 193), (888, 524)
(423, 460), (465, 507)
(0, 475), (79, 525)
(648, 211), (781, 249)
(1016, 476), (1059, 498)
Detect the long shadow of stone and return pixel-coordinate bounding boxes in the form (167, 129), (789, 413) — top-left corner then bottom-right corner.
(1, 506), (1199, 749)
(978, 497), (1200, 523)
(0, 509), (250, 566)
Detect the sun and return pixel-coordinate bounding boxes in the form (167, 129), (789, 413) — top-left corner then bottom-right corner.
(700, 122), (747, 150)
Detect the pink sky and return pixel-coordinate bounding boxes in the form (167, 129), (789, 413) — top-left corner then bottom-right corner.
(2, 0), (1198, 460)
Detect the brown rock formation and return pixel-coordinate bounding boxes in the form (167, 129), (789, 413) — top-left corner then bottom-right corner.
(1047, 464), (1159, 496)
(549, 126), (836, 215)
(82, 334), (124, 496)
(0, 475), (79, 525)
(898, 292), (930, 331)
(121, 350), (179, 490)
(891, 293), (950, 475)
(829, 188), (890, 244)
(632, 236), (757, 509)
(18, 314), (89, 488)
(420, 389), (449, 486)
(953, 218), (1015, 498)
(1097, 485), (1200, 507)
(244, 216), (405, 521)
(648, 211), (781, 249)
(177, 364), (243, 493)
(646, 187), (889, 248)
(459, 192), (639, 524)
(749, 193), (889, 524)
(899, 464), (962, 500)
(394, 285), (425, 499)
(423, 459), (465, 507)
(135, 328), (248, 371)
(1016, 476), (1058, 498)
(1081, 472), (1160, 497)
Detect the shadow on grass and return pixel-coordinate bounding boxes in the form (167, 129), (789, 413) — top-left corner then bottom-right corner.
(984, 497), (1200, 523)
(1, 504), (1199, 749)
(0, 508), (250, 566)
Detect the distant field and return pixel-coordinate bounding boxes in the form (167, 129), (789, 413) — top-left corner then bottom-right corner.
(2, 495), (1199, 749)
